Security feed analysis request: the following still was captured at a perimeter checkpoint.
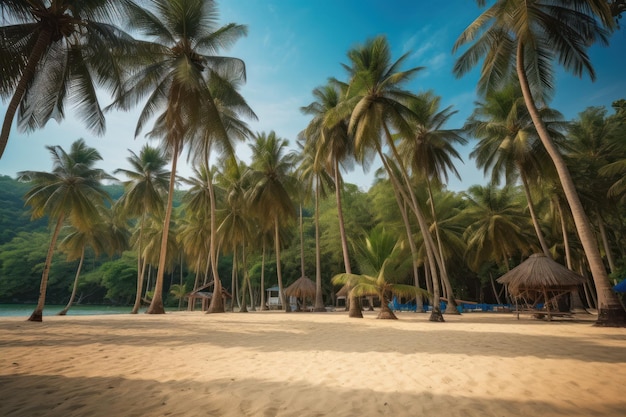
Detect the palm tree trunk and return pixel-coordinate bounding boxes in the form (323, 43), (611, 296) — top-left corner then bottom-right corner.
(313, 177), (325, 312)
(29, 215), (64, 322)
(1, 29), (52, 158)
(516, 44), (625, 326)
(519, 168), (551, 256)
(230, 246), (238, 312)
(274, 218), (288, 311)
(260, 242), (268, 310)
(425, 178), (460, 315)
(207, 172), (225, 313)
(131, 215), (146, 314)
(334, 159), (362, 318)
(556, 198), (573, 269)
(240, 243), (249, 313)
(299, 204), (306, 278)
(596, 213), (616, 273)
(58, 246), (85, 316)
(147, 141), (180, 314)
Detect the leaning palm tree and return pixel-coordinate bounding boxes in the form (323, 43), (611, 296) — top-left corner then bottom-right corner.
(110, 0), (247, 314)
(332, 227), (428, 319)
(246, 131), (297, 311)
(301, 81), (361, 317)
(17, 139), (110, 321)
(115, 145), (169, 313)
(454, 0), (625, 325)
(0, 0), (138, 158)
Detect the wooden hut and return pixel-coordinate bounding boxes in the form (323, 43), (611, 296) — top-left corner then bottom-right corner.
(497, 253), (587, 320)
(185, 282), (232, 312)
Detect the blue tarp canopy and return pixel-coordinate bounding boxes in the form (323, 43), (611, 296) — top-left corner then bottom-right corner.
(613, 280), (626, 293)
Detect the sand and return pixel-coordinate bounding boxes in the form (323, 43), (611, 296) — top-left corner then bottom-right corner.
(1, 310), (625, 417)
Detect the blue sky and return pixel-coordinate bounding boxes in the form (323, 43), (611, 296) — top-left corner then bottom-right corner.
(1, 0), (625, 192)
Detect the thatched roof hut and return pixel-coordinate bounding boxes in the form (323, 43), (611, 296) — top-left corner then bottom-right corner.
(497, 253), (586, 294)
(285, 277), (316, 311)
(497, 253), (586, 320)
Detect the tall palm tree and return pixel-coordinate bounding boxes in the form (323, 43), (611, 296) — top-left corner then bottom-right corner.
(0, 0), (137, 158)
(296, 136), (334, 311)
(399, 91), (467, 314)
(17, 139), (110, 321)
(454, 0), (625, 326)
(111, 0), (247, 314)
(115, 145), (169, 313)
(247, 131), (297, 311)
(332, 36), (445, 321)
(465, 82), (566, 257)
(301, 82), (362, 317)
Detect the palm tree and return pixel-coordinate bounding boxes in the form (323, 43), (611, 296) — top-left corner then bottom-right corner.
(115, 145), (169, 313)
(296, 136), (334, 311)
(399, 91), (467, 314)
(465, 82), (566, 257)
(332, 227), (428, 319)
(247, 131), (297, 311)
(0, 0), (137, 158)
(454, 0), (626, 326)
(111, 0), (247, 314)
(458, 184), (533, 273)
(301, 82), (362, 317)
(17, 139), (110, 321)
(332, 36), (446, 321)
(169, 283), (187, 310)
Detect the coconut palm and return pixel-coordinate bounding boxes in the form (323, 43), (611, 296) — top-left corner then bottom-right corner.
(454, 0), (625, 326)
(110, 0), (247, 314)
(458, 184), (534, 273)
(399, 91), (467, 314)
(301, 82), (362, 317)
(115, 145), (169, 313)
(17, 139), (110, 321)
(333, 36), (445, 321)
(0, 0), (138, 158)
(247, 131), (297, 311)
(465, 82), (566, 257)
(332, 227), (428, 319)
(296, 136), (334, 311)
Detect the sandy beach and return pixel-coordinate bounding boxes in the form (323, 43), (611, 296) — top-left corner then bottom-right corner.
(1, 310), (625, 417)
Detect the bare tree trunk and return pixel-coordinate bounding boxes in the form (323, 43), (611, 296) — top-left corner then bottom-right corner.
(519, 169), (551, 256)
(260, 242), (268, 310)
(29, 215), (64, 322)
(58, 247), (85, 316)
(313, 177), (325, 312)
(516, 44), (625, 326)
(147, 141), (180, 314)
(596, 213), (616, 273)
(207, 169), (224, 313)
(131, 216), (147, 314)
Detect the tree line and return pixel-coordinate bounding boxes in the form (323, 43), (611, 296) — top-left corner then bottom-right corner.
(1, 1), (625, 325)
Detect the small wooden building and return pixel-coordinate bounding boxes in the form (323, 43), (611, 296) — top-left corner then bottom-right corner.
(186, 282), (232, 312)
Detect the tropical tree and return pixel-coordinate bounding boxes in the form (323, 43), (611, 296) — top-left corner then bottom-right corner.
(247, 131), (297, 311)
(301, 82), (361, 316)
(115, 145), (169, 313)
(332, 227), (427, 319)
(110, 0), (247, 314)
(169, 283), (187, 310)
(17, 139), (110, 321)
(0, 0), (137, 158)
(454, 0), (626, 325)
(465, 82), (565, 257)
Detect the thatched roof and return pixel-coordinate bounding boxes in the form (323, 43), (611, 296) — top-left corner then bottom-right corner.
(335, 284), (349, 298)
(285, 276), (316, 298)
(497, 253), (586, 295)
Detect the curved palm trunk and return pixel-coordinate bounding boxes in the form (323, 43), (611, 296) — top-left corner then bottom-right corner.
(516, 45), (625, 326)
(240, 243), (249, 313)
(147, 142), (180, 314)
(1, 29), (52, 158)
(131, 215), (147, 314)
(29, 215), (64, 322)
(377, 294), (398, 320)
(274, 218), (289, 311)
(378, 145), (443, 322)
(334, 159), (362, 318)
(596, 213), (616, 273)
(58, 246), (85, 316)
(519, 168), (551, 256)
(425, 178), (460, 315)
(313, 177), (325, 312)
